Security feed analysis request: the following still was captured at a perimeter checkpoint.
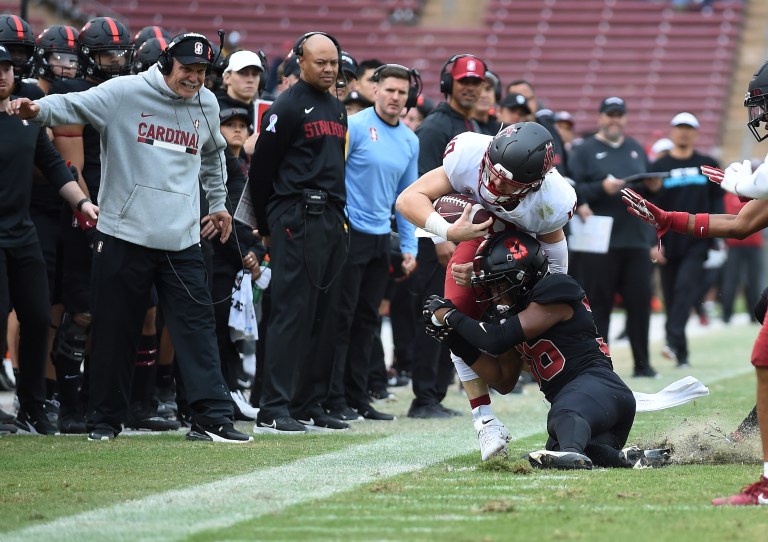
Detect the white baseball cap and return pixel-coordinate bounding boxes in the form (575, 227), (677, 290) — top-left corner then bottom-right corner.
(670, 112), (699, 129)
(224, 50), (263, 73)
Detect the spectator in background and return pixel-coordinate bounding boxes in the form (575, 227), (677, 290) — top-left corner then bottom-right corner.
(554, 111), (578, 151)
(249, 32), (349, 433)
(355, 58), (382, 106)
(650, 112), (722, 368)
(335, 50), (358, 102)
(497, 93), (531, 126)
(568, 96), (660, 378)
(278, 54), (300, 93)
(720, 187), (764, 324)
(400, 94), (433, 131)
(344, 90), (369, 116)
(327, 64), (419, 423)
(473, 69), (501, 135)
(506, 79), (567, 174)
(220, 49), (265, 156)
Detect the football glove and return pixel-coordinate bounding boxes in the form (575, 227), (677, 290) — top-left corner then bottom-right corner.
(621, 188), (689, 236)
(422, 295), (458, 327)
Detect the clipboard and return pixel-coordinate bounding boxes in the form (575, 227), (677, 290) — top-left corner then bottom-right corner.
(233, 179), (257, 230)
(567, 215), (613, 254)
(624, 171), (669, 184)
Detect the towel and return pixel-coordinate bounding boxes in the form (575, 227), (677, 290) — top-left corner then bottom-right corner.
(633, 376), (709, 413)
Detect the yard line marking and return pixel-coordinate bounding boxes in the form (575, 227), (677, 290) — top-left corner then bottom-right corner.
(3, 420), (545, 542)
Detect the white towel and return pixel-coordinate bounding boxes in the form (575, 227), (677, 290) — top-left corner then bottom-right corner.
(229, 270), (258, 342)
(633, 376), (710, 413)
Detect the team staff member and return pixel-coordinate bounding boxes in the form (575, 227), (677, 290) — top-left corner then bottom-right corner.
(568, 96), (659, 378)
(327, 64), (419, 423)
(7, 33), (252, 444)
(249, 32), (349, 433)
(0, 46), (96, 434)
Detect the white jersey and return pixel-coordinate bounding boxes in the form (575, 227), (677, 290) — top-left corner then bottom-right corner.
(443, 132), (576, 235)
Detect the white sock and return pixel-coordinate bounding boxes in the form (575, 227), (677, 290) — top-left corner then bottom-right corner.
(763, 462), (768, 479)
(472, 404), (494, 420)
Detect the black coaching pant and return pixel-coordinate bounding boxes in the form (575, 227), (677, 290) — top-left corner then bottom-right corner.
(578, 248), (653, 373)
(259, 201), (348, 420)
(87, 233), (233, 433)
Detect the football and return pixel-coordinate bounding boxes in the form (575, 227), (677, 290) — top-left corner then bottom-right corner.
(433, 194), (493, 225)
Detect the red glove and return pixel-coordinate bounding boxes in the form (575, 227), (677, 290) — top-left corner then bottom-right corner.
(72, 209), (96, 230)
(621, 188), (689, 236)
(701, 165), (751, 202)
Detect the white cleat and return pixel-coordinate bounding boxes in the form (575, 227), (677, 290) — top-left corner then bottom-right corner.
(474, 415), (511, 461)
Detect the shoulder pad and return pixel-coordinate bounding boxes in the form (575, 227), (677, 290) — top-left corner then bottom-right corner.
(530, 274), (584, 305)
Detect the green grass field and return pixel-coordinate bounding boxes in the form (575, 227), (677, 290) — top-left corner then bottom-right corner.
(0, 321), (764, 542)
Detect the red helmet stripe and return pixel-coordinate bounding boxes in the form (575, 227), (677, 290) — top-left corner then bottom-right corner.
(153, 26), (163, 39)
(157, 37), (168, 49)
(105, 17), (120, 43)
(10, 15), (24, 39)
(65, 26), (76, 48)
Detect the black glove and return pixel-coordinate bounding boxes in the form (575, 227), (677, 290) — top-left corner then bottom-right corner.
(425, 319), (454, 342)
(422, 294), (458, 327)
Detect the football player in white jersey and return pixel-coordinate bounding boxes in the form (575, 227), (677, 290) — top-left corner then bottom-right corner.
(396, 121), (576, 461)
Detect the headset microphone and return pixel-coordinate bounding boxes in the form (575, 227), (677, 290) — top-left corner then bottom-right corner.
(214, 29), (225, 64)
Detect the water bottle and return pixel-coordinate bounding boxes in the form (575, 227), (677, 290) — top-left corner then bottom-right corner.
(252, 254), (270, 305)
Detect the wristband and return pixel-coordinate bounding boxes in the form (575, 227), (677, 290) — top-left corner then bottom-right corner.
(424, 211), (451, 240)
(693, 213), (710, 237)
(76, 198), (91, 212)
(668, 212), (690, 234)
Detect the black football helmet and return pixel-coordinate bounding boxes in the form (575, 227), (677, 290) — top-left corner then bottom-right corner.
(746, 60), (768, 142)
(131, 25), (171, 50)
(204, 43), (227, 91)
(478, 121), (555, 207)
(0, 13), (36, 77)
(77, 17), (133, 81)
(34, 25), (80, 81)
(471, 231), (549, 313)
(131, 36), (168, 74)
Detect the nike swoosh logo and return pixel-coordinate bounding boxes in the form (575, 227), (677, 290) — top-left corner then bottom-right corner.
(481, 418), (493, 425)
(298, 418), (313, 425)
(596, 152), (607, 159)
(260, 421), (277, 429)
(479, 322), (488, 333)
(758, 493), (768, 504)
(304, 107), (314, 114)
(141, 113), (155, 118)
(64, 374), (80, 380)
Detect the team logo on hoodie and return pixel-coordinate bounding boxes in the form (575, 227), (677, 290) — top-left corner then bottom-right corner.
(137, 121), (200, 154)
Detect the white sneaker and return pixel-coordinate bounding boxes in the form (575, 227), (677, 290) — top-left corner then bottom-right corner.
(474, 415), (511, 461)
(230, 390), (259, 420)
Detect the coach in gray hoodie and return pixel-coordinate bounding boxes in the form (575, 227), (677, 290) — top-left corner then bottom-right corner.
(6, 33), (253, 443)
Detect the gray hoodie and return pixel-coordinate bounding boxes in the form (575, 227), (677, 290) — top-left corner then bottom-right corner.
(33, 65), (228, 251)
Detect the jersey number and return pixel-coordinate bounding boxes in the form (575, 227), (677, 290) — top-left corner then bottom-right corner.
(515, 339), (566, 383)
(443, 135), (460, 158)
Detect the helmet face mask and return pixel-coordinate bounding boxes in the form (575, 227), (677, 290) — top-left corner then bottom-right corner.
(470, 231), (550, 314)
(745, 61), (768, 142)
(477, 122), (554, 207)
(34, 25), (81, 81)
(78, 17), (133, 81)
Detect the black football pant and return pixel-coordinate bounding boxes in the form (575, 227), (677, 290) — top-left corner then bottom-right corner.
(579, 248), (652, 372)
(88, 233), (233, 433)
(0, 243), (50, 414)
(260, 201), (347, 420)
(329, 229), (390, 411)
(546, 367), (636, 467)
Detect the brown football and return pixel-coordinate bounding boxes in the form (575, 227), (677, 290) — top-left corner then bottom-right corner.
(433, 194), (493, 224)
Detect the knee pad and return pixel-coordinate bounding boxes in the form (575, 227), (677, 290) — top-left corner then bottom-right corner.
(53, 312), (90, 366)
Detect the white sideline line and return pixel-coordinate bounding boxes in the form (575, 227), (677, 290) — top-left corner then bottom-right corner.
(3, 421), (544, 542)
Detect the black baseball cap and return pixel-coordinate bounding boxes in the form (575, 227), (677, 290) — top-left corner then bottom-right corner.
(168, 34), (212, 65)
(340, 51), (358, 80)
(0, 44), (17, 66)
(499, 93), (531, 114)
(219, 106), (250, 124)
(599, 96), (626, 114)
(344, 90), (373, 108)
(282, 55), (299, 78)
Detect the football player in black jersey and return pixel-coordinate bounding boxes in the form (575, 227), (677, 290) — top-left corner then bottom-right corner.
(423, 230), (671, 469)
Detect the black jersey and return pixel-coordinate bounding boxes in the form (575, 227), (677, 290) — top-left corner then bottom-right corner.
(48, 78), (101, 201)
(516, 274), (613, 402)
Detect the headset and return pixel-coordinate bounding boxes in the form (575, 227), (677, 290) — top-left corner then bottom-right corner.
(157, 32), (214, 76)
(439, 53), (486, 96)
(371, 63), (423, 109)
(292, 31), (345, 88)
(256, 48), (268, 93)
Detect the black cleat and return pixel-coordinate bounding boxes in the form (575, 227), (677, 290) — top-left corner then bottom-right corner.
(186, 423), (253, 443)
(526, 449), (593, 470)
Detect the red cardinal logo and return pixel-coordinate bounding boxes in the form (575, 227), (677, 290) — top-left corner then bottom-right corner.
(504, 237), (528, 260)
